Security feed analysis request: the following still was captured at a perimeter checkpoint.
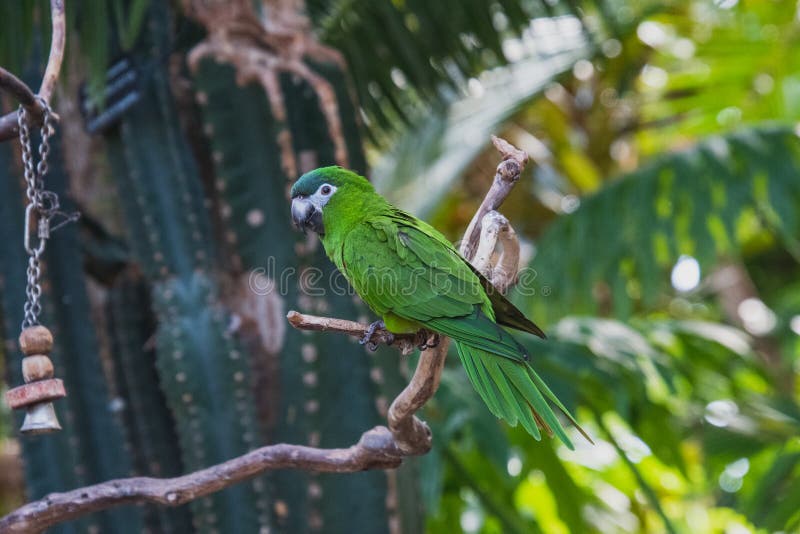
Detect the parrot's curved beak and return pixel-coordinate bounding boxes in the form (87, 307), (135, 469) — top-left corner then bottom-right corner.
(291, 196), (325, 235)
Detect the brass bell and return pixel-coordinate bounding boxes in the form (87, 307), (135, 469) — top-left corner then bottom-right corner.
(20, 402), (62, 434)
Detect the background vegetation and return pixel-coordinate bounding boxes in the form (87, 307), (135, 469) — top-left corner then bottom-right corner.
(0, 0), (798, 532)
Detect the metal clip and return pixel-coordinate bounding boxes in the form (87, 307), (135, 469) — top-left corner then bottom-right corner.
(24, 204), (47, 256)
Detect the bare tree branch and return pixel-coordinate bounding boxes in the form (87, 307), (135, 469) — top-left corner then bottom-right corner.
(286, 310), (432, 355)
(491, 215), (520, 292)
(0, 428), (406, 533)
(0, 137), (529, 533)
(0, 0), (66, 142)
(460, 135), (530, 261)
(0, 68), (37, 109)
(387, 337), (450, 454)
(473, 211), (520, 292)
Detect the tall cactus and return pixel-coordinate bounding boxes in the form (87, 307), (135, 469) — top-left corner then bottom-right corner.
(0, 113), (143, 532)
(105, 268), (194, 532)
(100, 3), (272, 532)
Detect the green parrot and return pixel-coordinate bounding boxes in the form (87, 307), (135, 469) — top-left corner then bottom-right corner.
(290, 166), (589, 448)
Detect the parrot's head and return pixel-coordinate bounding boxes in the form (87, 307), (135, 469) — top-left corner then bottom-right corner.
(290, 166), (374, 236)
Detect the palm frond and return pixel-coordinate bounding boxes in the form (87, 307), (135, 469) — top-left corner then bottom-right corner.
(308, 0), (591, 136)
(371, 18), (590, 215)
(528, 124), (800, 322)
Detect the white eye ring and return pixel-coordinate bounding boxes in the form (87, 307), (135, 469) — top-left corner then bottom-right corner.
(321, 185), (332, 195)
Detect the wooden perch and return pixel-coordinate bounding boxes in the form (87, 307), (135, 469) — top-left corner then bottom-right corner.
(460, 135), (529, 263)
(0, 428), (406, 533)
(287, 310), (432, 355)
(0, 136), (529, 533)
(0, 0), (66, 142)
(0, 69), (38, 111)
(472, 211), (520, 292)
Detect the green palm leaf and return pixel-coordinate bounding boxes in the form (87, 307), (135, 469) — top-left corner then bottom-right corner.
(372, 24), (590, 215)
(529, 125), (800, 321)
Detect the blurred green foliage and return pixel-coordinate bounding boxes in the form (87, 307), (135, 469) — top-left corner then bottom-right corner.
(377, 1), (800, 533)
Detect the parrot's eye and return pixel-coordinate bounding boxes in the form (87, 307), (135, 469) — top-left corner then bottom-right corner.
(321, 185), (332, 195)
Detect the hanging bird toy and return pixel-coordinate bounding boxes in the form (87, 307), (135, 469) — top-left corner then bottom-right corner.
(4, 99), (78, 435)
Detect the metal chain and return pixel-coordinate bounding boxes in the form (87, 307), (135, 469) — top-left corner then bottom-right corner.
(18, 99), (55, 330)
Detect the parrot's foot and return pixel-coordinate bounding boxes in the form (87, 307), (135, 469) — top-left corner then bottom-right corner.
(417, 331), (441, 351)
(360, 320), (391, 352)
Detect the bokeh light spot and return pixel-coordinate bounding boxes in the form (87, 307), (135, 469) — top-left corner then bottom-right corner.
(671, 255), (700, 292)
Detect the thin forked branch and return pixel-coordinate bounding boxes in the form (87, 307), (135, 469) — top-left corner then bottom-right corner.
(472, 210), (520, 292)
(0, 136), (529, 533)
(0, 428), (405, 533)
(460, 135), (529, 262)
(0, 68), (37, 109)
(0, 0), (66, 142)
(287, 310), (432, 355)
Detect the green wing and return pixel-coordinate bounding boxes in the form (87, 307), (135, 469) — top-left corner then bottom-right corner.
(342, 215), (535, 364)
(343, 208), (543, 355)
(385, 208), (546, 338)
(341, 212), (487, 324)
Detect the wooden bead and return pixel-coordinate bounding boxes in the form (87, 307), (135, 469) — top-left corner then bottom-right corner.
(22, 355), (54, 382)
(5, 378), (66, 409)
(19, 326), (53, 356)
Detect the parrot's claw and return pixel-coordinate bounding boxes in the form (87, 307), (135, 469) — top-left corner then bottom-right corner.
(360, 320), (387, 351)
(416, 331), (440, 351)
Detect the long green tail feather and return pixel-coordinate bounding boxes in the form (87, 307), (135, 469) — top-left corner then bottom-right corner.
(455, 341), (588, 449)
(467, 348), (521, 427)
(485, 358), (541, 438)
(526, 365), (595, 445)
